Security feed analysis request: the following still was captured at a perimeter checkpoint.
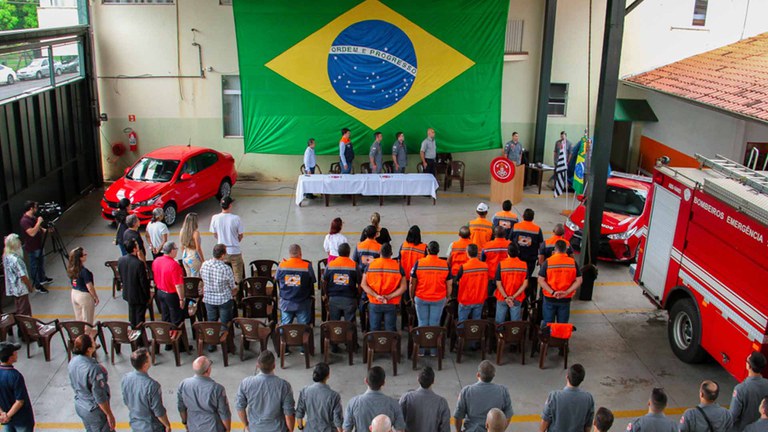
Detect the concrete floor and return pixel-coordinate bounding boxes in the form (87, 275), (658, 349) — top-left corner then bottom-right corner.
(13, 181), (735, 431)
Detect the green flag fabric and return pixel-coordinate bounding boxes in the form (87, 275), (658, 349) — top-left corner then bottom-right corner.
(572, 137), (588, 195)
(233, 0), (508, 155)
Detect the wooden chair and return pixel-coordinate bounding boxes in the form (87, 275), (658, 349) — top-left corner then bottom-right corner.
(440, 299), (460, 340)
(495, 321), (529, 365)
(193, 321), (231, 367)
(409, 326), (446, 371)
(383, 161), (395, 173)
(104, 260), (121, 298)
(329, 162), (341, 174)
(452, 319), (490, 363)
(59, 321), (107, 361)
(144, 321), (191, 367)
(248, 260), (279, 279)
(299, 164), (322, 174)
(241, 296), (278, 324)
(320, 321), (356, 366)
(0, 314), (14, 342)
(363, 331), (401, 376)
(277, 324), (314, 369)
(317, 259), (329, 321)
(183, 277), (206, 337)
(233, 318), (274, 361)
(102, 321), (146, 365)
(240, 277), (277, 299)
(444, 160), (466, 192)
(538, 324), (571, 369)
(360, 162), (372, 174)
(15, 315), (59, 361)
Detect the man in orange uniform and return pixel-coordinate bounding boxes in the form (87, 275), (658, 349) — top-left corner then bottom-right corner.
(275, 244), (316, 326)
(481, 226), (510, 295)
(469, 203), (493, 249)
(509, 208), (544, 278)
(398, 225), (427, 329)
(354, 226), (382, 273)
(447, 226), (472, 277)
(361, 243), (406, 331)
(538, 240), (582, 324)
(538, 224), (572, 265)
(495, 243), (528, 323)
(455, 244), (488, 322)
(411, 241), (452, 356)
(492, 200), (519, 239)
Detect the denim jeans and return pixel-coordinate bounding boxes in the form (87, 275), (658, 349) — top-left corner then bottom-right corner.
(414, 297), (446, 327)
(2, 423), (34, 432)
(542, 299), (571, 324)
(368, 303), (397, 331)
(281, 306), (312, 325)
(341, 162), (353, 174)
(495, 299), (522, 323)
(329, 296), (357, 321)
(205, 300), (234, 327)
(27, 248), (45, 288)
(118, 243), (127, 256)
(458, 304), (483, 322)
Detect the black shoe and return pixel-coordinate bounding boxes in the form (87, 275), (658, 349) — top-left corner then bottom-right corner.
(331, 344), (341, 354)
(284, 348), (292, 356)
(41, 277), (53, 285)
(207, 345), (216, 353)
(164, 344), (173, 351)
(36, 286), (49, 294)
(299, 348), (306, 356)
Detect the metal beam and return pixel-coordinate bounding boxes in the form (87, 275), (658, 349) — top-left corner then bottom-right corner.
(532, 0), (557, 163)
(625, 0), (647, 15)
(0, 25), (88, 45)
(579, 0), (626, 300)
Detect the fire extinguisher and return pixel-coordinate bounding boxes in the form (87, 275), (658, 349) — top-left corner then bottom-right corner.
(128, 131), (138, 152)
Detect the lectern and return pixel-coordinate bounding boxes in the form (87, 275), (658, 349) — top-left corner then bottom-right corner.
(489, 157), (524, 204)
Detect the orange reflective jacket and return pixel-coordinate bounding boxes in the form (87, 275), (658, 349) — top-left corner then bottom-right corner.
(365, 257), (403, 304)
(542, 253), (578, 298)
(496, 257), (528, 302)
(399, 242), (427, 280)
(481, 238), (510, 280)
(448, 238), (472, 276)
(456, 258), (488, 305)
(413, 255), (451, 302)
(469, 217), (493, 249)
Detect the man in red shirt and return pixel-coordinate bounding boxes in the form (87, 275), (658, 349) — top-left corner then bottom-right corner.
(151, 242), (185, 327)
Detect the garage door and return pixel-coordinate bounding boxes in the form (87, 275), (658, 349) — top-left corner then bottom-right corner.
(639, 184), (680, 300)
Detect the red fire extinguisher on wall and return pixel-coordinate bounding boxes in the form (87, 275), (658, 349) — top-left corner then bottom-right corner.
(128, 130), (138, 152)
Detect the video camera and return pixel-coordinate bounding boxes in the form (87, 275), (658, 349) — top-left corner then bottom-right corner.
(37, 201), (62, 227)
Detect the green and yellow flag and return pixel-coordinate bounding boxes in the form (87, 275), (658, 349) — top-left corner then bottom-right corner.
(233, 0), (508, 155)
(572, 136), (588, 195)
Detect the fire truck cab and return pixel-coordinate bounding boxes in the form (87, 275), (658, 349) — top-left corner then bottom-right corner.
(632, 154), (768, 380)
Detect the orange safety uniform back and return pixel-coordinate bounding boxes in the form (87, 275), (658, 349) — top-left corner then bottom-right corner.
(538, 235), (572, 260)
(456, 258), (488, 305)
(353, 239), (382, 268)
(448, 238), (472, 276)
(496, 257), (528, 302)
(399, 242), (427, 280)
(510, 220), (544, 261)
(364, 257), (404, 305)
(480, 238), (510, 280)
(412, 255), (451, 302)
(541, 253), (579, 298)
(469, 217), (493, 249)
(492, 211), (519, 231)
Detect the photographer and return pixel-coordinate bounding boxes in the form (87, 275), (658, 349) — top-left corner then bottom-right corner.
(19, 201), (50, 294)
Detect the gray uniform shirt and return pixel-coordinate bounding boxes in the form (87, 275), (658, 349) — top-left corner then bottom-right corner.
(369, 141), (383, 173)
(121, 371), (166, 432)
(744, 418), (768, 432)
(392, 141), (407, 169)
(626, 412), (677, 432)
(178, 375), (231, 432)
(399, 387), (450, 432)
(541, 386), (595, 432)
(236, 372), (295, 432)
(296, 382), (343, 432)
(454, 381), (513, 432)
(343, 389), (405, 432)
(731, 376), (768, 431)
(680, 403), (733, 432)
(420, 138), (436, 159)
(68, 355), (111, 413)
(504, 140), (523, 165)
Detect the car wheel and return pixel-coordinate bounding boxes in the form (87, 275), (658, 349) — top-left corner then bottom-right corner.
(6, 75), (13, 85)
(216, 179), (232, 200)
(35, 71), (42, 80)
(163, 203), (178, 227)
(55, 68), (62, 76)
(667, 297), (708, 363)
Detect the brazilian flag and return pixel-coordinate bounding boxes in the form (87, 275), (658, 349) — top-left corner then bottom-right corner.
(572, 136), (588, 195)
(233, 0), (509, 155)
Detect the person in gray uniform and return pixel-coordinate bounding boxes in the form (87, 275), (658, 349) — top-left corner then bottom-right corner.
(343, 366), (405, 432)
(178, 356), (231, 432)
(236, 350), (295, 432)
(540, 363), (595, 432)
(369, 132), (383, 174)
(744, 397), (768, 432)
(454, 360), (513, 432)
(625, 388), (676, 432)
(392, 132), (407, 173)
(121, 348), (170, 432)
(731, 352), (768, 431)
(503, 132), (523, 165)
(420, 128), (437, 176)
(399, 366), (450, 432)
(679, 380), (733, 432)
(592, 407), (614, 432)
(296, 362), (343, 432)
(67, 334), (115, 432)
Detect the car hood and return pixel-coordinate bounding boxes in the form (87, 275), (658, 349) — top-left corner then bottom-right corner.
(104, 177), (169, 203)
(569, 206), (637, 234)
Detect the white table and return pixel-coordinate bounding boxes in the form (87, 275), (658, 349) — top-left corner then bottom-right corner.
(295, 174), (440, 206)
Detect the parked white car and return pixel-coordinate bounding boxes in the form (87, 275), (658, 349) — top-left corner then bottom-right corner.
(0, 64), (17, 85)
(17, 58), (62, 81)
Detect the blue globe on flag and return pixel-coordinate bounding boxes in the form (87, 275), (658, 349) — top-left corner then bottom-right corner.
(328, 20), (417, 111)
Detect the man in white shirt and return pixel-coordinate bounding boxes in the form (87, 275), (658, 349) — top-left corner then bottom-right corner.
(210, 196), (245, 284)
(303, 138), (317, 199)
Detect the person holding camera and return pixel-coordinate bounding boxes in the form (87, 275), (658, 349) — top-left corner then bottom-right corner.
(20, 201), (51, 294)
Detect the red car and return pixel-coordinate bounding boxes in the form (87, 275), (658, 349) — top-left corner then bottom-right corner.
(564, 172), (652, 262)
(101, 146), (237, 226)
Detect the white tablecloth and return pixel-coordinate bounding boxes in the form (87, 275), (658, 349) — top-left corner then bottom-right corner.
(295, 174), (439, 205)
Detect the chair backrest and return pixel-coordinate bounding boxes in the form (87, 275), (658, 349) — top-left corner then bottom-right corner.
(329, 162), (342, 174)
(104, 261), (120, 279)
(436, 152), (453, 165)
(15, 315), (44, 339)
(241, 277), (276, 298)
(410, 326), (445, 348)
(278, 324), (311, 346)
(321, 320), (354, 343)
(300, 164), (306, 175)
(496, 321), (528, 342)
(317, 259), (328, 284)
(0, 314), (15, 327)
(365, 331), (400, 353)
(383, 161), (394, 173)
(456, 319), (490, 340)
(183, 277), (203, 298)
(249, 260), (278, 278)
(144, 321), (178, 344)
(241, 296), (276, 320)
(193, 321), (227, 344)
(233, 318), (272, 339)
(450, 161), (465, 177)
(360, 162), (371, 174)
(59, 321), (93, 342)
(102, 320), (137, 344)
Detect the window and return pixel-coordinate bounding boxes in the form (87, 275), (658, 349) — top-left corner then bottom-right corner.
(195, 153), (219, 171)
(548, 83), (568, 116)
(692, 0), (708, 26)
(103, 0), (173, 4)
(505, 19), (524, 54)
(223, 75), (243, 137)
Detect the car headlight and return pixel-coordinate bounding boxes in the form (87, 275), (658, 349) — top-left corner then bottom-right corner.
(565, 218), (579, 232)
(133, 194), (161, 208)
(607, 227), (637, 240)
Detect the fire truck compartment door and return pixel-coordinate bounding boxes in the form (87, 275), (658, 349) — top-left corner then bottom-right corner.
(640, 184), (681, 299)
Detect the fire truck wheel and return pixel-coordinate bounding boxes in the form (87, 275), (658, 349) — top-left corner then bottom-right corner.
(668, 298), (707, 363)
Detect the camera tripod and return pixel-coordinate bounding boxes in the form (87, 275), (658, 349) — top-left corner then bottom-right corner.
(42, 222), (68, 268)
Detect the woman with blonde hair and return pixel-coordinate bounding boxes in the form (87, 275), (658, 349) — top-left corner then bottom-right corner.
(359, 212), (392, 244)
(179, 212), (204, 277)
(67, 247), (99, 323)
(3, 234), (32, 315)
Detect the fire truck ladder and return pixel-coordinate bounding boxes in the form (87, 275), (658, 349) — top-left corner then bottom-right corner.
(695, 154), (768, 196)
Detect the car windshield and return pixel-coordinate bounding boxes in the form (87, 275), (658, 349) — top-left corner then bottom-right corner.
(603, 186), (647, 216)
(126, 158), (179, 182)
(28, 59), (44, 67)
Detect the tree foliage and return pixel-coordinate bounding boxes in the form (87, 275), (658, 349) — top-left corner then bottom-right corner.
(0, 1), (39, 31)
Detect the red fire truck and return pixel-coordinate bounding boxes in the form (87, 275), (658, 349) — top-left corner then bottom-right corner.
(632, 154), (768, 380)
